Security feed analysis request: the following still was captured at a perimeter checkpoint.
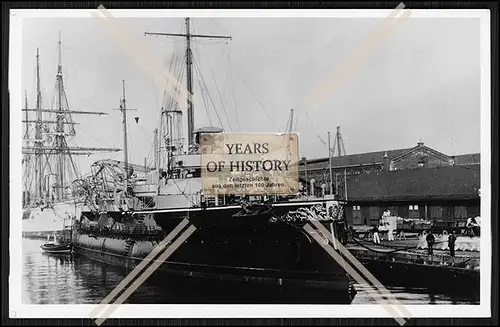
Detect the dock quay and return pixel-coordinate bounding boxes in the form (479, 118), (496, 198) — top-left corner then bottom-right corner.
(345, 236), (480, 299)
(22, 230), (69, 241)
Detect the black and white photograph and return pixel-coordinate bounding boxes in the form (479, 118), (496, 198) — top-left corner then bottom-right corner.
(8, 6), (492, 322)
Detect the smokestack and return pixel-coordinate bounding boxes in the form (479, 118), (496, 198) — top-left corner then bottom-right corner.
(383, 151), (390, 172)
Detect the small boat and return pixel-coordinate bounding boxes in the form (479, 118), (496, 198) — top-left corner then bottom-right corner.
(40, 234), (72, 254)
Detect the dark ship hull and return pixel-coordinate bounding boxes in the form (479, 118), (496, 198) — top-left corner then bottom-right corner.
(72, 199), (354, 303)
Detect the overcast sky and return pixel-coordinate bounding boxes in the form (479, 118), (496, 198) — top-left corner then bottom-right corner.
(20, 15), (481, 175)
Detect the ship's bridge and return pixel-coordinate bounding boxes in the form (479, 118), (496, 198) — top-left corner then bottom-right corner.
(193, 126), (223, 150)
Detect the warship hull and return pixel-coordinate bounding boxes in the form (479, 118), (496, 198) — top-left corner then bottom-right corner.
(22, 201), (82, 237)
(72, 200), (354, 303)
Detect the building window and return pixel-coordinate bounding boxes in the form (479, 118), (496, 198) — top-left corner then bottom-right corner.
(408, 204), (419, 218)
(352, 205), (362, 221)
(454, 206), (467, 219)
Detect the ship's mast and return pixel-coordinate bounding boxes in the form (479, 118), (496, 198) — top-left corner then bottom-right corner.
(24, 91), (29, 139)
(145, 18), (232, 151)
(116, 80), (137, 196)
(153, 128), (158, 170)
(55, 33), (65, 200)
(23, 91), (30, 199)
(35, 48), (43, 200)
(328, 132), (333, 195)
(185, 18), (194, 147)
(121, 80), (129, 194)
(23, 38), (121, 204)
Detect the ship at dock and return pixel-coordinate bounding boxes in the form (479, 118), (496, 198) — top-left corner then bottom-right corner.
(21, 35), (120, 238)
(67, 18), (355, 302)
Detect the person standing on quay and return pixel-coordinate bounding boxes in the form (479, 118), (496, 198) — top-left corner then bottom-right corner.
(448, 232), (457, 257)
(372, 225), (380, 244)
(426, 230), (435, 255)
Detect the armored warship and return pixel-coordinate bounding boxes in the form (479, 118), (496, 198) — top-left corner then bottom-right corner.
(68, 18), (353, 302)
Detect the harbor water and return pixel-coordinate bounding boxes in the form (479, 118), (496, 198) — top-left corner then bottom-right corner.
(22, 238), (479, 305)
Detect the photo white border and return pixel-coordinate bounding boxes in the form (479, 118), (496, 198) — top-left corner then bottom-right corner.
(9, 8), (492, 320)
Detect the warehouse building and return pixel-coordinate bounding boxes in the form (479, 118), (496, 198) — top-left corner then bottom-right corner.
(298, 141), (480, 226)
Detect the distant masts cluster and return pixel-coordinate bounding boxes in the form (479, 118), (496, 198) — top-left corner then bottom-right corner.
(22, 34), (120, 205)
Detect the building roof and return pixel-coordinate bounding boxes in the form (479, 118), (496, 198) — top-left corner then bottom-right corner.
(299, 145), (481, 171)
(300, 148), (411, 171)
(347, 164), (480, 202)
(454, 153), (481, 165)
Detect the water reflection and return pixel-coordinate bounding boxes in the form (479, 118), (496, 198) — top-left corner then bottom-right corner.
(22, 238), (478, 305)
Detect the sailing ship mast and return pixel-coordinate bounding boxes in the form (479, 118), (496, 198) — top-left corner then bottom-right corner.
(22, 35), (121, 205)
(145, 18), (232, 151)
(35, 47), (43, 200)
(55, 32), (70, 200)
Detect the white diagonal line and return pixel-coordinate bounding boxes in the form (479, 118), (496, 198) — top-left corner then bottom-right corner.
(89, 218), (190, 318)
(93, 224), (197, 325)
(91, 5), (193, 109)
(309, 219), (412, 318)
(303, 3), (412, 109)
(304, 224), (409, 326)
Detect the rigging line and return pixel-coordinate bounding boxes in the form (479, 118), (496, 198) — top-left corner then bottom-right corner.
(303, 111), (329, 149)
(191, 36), (228, 130)
(210, 18), (229, 35)
(64, 141), (81, 187)
(176, 56), (186, 109)
(240, 74), (279, 131)
(40, 148), (55, 181)
(137, 124), (155, 166)
(206, 52), (233, 132)
(169, 53), (186, 110)
(193, 56), (224, 129)
(161, 50), (176, 116)
(194, 69), (214, 127)
(77, 125), (117, 150)
(191, 41), (213, 125)
(162, 47), (176, 114)
(63, 86), (76, 135)
(227, 48), (241, 131)
(218, 46), (279, 131)
(223, 47), (230, 106)
(191, 55), (215, 126)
